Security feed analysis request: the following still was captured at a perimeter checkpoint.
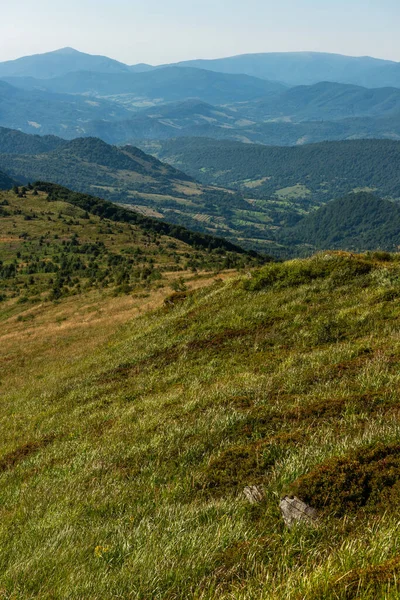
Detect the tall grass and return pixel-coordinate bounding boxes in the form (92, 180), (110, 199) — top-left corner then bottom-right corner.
(1, 253), (400, 598)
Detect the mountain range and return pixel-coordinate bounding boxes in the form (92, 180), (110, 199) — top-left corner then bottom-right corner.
(172, 51), (400, 88)
(1, 48), (400, 146)
(2, 47), (400, 256)
(2, 67), (284, 105)
(4, 44), (400, 600)
(2, 76), (400, 145)
(2, 48), (400, 88)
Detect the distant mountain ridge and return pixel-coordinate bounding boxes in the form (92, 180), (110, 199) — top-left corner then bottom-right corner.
(170, 51), (400, 88)
(2, 48), (400, 146)
(3, 74), (400, 146)
(2, 67), (285, 105)
(0, 47), (130, 79)
(242, 81), (400, 121)
(2, 48), (400, 90)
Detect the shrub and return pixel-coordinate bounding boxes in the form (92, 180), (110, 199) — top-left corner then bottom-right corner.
(330, 556), (400, 599)
(288, 443), (400, 516)
(199, 439), (293, 496)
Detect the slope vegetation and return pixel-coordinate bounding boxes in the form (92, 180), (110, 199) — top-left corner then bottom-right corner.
(5, 130), (400, 255)
(2, 252), (400, 598)
(0, 126), (65, 154)
(281, 192), (400, 252)
(0, 183), (260, 307)
(0, 132), (289, 252)
(152, 137), (400, 200)
(0, 169), (16, 190)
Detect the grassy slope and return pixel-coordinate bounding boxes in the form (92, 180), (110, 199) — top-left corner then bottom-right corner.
(0, 187), (258, 309)
(2, 252), (400, 598)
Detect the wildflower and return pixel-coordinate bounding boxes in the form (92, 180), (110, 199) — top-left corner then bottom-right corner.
(94, 545), (110, 558)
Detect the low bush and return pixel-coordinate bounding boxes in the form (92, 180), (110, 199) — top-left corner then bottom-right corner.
(289, 443), (400, 516)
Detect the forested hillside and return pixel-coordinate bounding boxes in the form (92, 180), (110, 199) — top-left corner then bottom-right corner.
(0, 169), (16, 189)
(0, 126), (66, 154)
(151, 137), (400, 200)
(3, 129), (400, 255)
(0, 136), (206, 205)
(279, 192), (400, 252)
(0, 131), (293, 252)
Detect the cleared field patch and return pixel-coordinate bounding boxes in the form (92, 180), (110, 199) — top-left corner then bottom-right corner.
(243, 176), (271, 189)
(275, 183), (312, 199)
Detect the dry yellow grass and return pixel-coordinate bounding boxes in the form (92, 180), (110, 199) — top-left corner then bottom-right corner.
(0, 270), (236, 393)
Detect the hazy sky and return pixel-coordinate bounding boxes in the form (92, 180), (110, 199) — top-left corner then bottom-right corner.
(1, 0), (399, 65)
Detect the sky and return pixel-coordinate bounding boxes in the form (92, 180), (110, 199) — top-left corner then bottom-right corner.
(1, 0), (399, 65)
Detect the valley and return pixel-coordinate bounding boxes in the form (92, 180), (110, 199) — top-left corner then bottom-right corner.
(2, 128), (400, 256)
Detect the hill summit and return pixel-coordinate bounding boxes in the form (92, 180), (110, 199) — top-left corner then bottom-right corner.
(0, 47), (130, 79)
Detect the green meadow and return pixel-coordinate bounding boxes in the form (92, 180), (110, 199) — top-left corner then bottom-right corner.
(2, 249), (400, 598)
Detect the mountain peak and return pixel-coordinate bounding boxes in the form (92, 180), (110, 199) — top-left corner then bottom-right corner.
(0, 47), (129, 79)
(53, 47), (81, 55)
